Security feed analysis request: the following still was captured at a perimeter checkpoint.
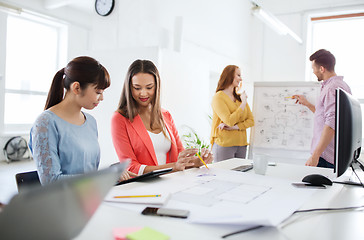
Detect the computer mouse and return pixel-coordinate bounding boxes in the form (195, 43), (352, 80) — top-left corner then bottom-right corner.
(302, 174), (333, 186)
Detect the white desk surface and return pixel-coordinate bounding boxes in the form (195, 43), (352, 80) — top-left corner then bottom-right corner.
(75, 159), (364, 240)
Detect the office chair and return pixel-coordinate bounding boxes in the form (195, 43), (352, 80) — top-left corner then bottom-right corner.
(15, 170), (41, 193)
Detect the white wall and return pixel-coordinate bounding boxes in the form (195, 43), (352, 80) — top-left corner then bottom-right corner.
(251, 2), (364, 83)
(0, 0), (91, 161)
(86, 0), (256, 167)
(0, 11), (7, 160)
(250, 12), (306, 82)
(3, 0), (362, 165)
(0, 0), (92, 27)
(0, 0), (256, 167)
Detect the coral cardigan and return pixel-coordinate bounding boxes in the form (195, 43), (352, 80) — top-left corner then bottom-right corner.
(111, 109), (184, 174)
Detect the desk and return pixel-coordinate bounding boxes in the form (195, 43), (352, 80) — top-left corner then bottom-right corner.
(76, 159), (364, 240)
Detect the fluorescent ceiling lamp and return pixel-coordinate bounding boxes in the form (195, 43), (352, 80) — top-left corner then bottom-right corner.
(252, 5), (303, 44)
(0, 2), (22, 14)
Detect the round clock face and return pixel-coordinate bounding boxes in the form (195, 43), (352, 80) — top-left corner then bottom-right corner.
(95, 0), (115, 16)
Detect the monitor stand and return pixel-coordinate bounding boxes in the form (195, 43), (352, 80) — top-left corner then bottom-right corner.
(333, 180), (363, 186)
(333, 162), (364, 187)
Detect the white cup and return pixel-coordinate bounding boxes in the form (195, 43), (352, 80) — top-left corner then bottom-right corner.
(253, 153), (268, 175)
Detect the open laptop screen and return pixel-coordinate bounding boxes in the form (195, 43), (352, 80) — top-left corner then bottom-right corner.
(0, 162), (127, 240)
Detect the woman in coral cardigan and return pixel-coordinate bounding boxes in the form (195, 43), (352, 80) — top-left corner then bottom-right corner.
(111, 60), (213, 175)
(210, 65), (254, 162)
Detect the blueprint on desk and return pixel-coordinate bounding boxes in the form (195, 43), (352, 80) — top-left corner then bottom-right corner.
(164, 168), (315, 226)
(105, 167), (316, 226)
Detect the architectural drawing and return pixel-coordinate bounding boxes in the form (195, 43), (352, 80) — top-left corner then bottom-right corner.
(251, 84), (320, 151)
(171, 179), (271, 207)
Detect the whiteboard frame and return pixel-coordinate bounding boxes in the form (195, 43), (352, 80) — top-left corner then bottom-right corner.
(248, 81), (321, 164)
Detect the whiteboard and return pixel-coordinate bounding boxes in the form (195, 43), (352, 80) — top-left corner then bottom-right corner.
(248, 82), (320, 163)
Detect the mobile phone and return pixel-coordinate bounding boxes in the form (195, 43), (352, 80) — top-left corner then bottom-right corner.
(141, 207), (190, 218)
(291, 183), (326, 189)
(232, 165), (253, 172)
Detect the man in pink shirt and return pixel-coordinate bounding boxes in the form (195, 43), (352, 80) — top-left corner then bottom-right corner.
(294, 49), (351, 168)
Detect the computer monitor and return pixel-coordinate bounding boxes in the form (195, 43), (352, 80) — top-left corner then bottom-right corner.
(334, 88), (362, 178)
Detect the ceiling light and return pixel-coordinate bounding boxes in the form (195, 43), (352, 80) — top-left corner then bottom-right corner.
(252, 4), (303, 44)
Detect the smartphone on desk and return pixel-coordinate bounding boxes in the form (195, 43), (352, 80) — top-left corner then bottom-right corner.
(141, 207), (190, 219)
(232, 165), (253, 172)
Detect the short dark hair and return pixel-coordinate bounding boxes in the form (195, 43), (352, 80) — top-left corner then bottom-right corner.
(309, 49), (336, 72)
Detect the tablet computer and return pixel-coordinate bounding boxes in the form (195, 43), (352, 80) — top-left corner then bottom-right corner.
(116, 167), (173, 185)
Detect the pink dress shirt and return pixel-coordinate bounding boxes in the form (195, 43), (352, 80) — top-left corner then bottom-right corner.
(311, 76), (351, 164)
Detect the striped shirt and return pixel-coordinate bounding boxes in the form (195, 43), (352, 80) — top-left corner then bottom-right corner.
(311, 76), (351, 164)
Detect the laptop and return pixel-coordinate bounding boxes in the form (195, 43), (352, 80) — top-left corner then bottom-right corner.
(0, 162), (128, 240)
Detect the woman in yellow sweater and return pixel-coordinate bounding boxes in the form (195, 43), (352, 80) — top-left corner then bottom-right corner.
(210, 65), (254, 162)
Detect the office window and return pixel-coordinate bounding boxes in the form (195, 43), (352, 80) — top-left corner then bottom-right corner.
(310, 13), (364, 136)
(1, 12), (67, 133)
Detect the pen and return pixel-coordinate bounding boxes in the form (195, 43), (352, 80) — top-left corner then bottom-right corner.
(113, 194), (161, 198)
(285, 96), (294, 99)
(196, 152), (209, 169)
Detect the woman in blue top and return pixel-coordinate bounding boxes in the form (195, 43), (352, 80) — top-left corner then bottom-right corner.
(29, 56), (122, 184)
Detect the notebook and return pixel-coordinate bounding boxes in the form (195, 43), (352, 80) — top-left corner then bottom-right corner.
(0, 162), (128, 240)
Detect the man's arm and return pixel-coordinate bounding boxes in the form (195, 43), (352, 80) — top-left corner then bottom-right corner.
(305, 125), (335, 166)
(293, 95), (316, 113)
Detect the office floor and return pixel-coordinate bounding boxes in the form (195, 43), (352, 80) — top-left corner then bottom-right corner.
(0, 159), (36, 204)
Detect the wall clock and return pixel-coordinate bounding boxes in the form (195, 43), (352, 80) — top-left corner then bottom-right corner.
(95, 0), (115, 16)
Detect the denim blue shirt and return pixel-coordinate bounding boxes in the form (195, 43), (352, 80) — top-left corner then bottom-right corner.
(29, 110), (100, 184)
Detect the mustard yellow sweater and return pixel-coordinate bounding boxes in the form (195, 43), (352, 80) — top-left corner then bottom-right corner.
(210, 91), (254, 147)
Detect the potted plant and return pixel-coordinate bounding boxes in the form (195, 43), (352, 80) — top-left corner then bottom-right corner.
(181, 126), (210, 155)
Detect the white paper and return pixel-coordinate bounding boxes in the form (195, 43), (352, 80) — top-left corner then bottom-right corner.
(104, 167), (316, 226)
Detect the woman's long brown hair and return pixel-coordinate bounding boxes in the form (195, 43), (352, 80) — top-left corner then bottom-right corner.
(116, 59), (166, 135)
(215, 65), (241, 102)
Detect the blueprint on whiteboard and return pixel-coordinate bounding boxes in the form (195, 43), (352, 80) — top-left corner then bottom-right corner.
(251, 83), (320, 151)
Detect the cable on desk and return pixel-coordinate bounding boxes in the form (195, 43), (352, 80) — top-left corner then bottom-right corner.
(279, 205), (364, 230)
(221, 225), (264, 238)
(222, 206), (364, 238)
(293, 204), (364, 214)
